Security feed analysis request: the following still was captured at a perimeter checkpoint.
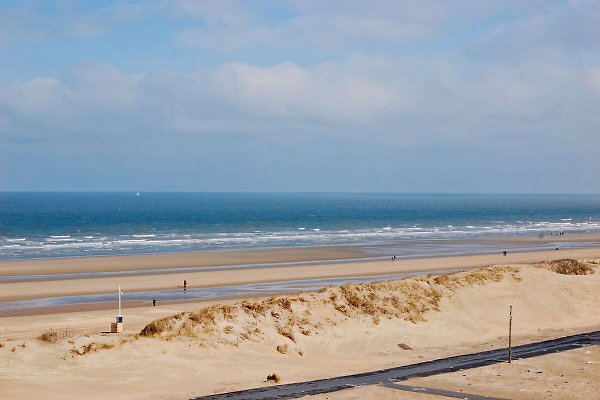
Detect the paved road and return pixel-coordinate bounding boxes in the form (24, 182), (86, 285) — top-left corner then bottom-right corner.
(191, 330), (600, 400)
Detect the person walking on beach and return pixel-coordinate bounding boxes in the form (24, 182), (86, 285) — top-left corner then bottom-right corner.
(152, 297), (156, 307)
(183, 279), (187, 290)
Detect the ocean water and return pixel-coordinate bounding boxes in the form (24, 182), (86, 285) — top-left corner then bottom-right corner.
(1, 192), (600, 260)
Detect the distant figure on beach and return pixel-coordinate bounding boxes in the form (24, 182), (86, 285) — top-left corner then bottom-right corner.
(152, 297), (156, 307)
(391, 255), (396, 261)
(183, 279), (187, 290)
(503, 251), (507, 256)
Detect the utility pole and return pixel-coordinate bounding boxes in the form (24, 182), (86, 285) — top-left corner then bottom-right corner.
(508, 305), (513, 364)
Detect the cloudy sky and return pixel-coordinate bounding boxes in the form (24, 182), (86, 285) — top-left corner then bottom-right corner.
(1, 0), (599, 192)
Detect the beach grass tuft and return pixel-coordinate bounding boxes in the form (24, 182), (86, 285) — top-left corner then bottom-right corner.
(537, 259), (595, 275)
(38, 330), (59, 343)
(140, 316), (175, 337)
(71, 342), (115, 356)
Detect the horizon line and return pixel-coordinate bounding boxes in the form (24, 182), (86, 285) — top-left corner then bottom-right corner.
(1, 191), (600, 196)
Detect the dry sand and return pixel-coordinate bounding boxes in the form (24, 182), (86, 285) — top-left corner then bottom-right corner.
(1, 256), (599, 400)
(311, 345), (600, 399)
(404, 344), (600, 400)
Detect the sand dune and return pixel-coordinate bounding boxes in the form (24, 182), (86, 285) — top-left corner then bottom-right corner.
(138, 265), (522, 348)
(1, 259), (599, 399)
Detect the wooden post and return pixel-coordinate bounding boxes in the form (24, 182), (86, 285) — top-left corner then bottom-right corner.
(508, 305), (513, 364)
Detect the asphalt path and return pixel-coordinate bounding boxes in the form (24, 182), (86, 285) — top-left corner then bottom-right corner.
(191, 330), (600, 400)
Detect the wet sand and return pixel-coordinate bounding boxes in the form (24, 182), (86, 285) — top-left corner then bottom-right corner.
(0, 245), (369, 276)
(2, 246), (600, 306)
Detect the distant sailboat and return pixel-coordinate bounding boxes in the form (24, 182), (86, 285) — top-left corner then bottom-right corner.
(136, 192), (140, 197)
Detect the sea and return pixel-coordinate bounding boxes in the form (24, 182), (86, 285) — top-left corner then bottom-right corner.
(1, 192), (600, 260)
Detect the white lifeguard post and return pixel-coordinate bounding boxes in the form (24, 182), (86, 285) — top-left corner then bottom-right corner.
(111, 285), (124, 333)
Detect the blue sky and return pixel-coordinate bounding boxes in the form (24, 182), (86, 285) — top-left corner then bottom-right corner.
(1, 0), (599, 192)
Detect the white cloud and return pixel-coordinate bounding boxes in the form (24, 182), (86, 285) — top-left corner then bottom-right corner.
(1, 1), (599, 145)
(2, 53), (599, 145)
(1, 1), (600, 191)
(210, 61), (396, 123)
(0, 64), (141, 123)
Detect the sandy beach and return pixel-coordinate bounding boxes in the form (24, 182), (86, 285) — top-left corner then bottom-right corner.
(1, 244), (600, 399)
(2, 234), (600, 306)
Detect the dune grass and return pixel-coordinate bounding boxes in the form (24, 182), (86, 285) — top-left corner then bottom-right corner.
(266, 373), (281, 383)
(71, 342), (115, 356)
(37, 328), (76, 344)
(537, 259), (595, 275)
(38, 330), (58, 343)
(138, 265), (523, 354)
